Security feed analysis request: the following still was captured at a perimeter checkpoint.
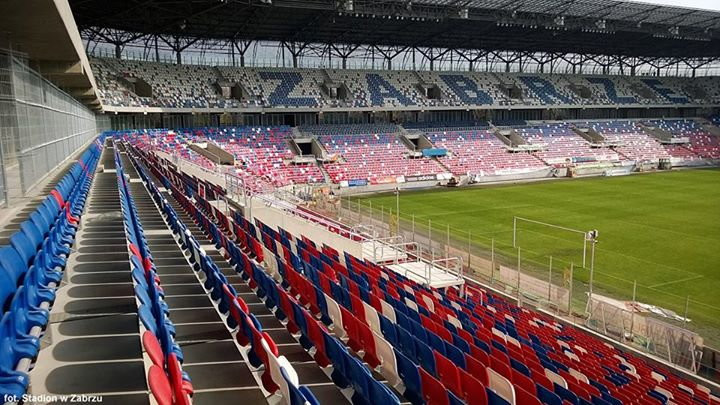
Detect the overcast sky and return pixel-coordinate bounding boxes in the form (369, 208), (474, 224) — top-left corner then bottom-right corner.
(624, 0), (720, 11)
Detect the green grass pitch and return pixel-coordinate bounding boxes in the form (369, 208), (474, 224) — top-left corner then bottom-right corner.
(357, 168), (720, 341)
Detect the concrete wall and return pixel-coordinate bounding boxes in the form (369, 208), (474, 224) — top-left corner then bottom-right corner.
(251, 201), (363, 261)
(155, 150), (228, 187)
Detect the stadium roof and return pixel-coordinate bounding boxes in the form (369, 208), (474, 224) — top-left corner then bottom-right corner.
(70, 0), (720, 58)
(2, 0), (101, 108)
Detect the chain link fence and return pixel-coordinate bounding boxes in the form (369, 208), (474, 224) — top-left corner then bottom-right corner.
(0, 49), (108, 203)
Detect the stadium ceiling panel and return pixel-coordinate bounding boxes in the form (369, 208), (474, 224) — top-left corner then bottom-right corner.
(69, 0), (720, 58)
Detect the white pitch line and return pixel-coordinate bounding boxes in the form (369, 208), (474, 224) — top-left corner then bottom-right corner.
(648, 274), (704, 289)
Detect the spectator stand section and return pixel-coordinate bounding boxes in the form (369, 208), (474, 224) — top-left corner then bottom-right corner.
(127, 139), (720, 405)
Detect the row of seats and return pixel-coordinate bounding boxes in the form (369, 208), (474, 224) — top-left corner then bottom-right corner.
(0, 142), (101, 397)
(114, 148), (194, 405)
(584, 122), (670, 162)
(221, 67), (338, 108)
(320, 132), (446, 183)
(122, 126), (326, 187)
(301, 124), (401, 136)
(645, 120), (720, 159)
(427, 130), (546, 175)
(194, 126), (325, 186)
(166, 168), (403, 405)
(134, 143), (418, 404)
(91, 57), (720, 109)
(111, 120), (720, 185)
(130, 145), (322, 405)
(96, 58), (237, 109)
(518, 126), (620, 164)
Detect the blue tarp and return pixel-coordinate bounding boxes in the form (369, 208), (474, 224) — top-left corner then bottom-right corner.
(422, 148), (447, 157)
(348, 179), (368, 187)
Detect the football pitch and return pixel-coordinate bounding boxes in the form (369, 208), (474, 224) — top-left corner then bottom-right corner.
(356, 168), (720, 343)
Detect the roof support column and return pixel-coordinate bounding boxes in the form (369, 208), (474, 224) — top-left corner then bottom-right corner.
(415, 47), (450, 72)
(330, 44), (359, 70)
(682, 58), (716, 78)
(455, 49), (487, 72)
(602, 55), (609, 75)
(233, 40), (252, 67)
(283, 41), (309, 68)
(158, 35), (199, 65)
(373, 45), (408, 70)
(86, 28), (144, 60)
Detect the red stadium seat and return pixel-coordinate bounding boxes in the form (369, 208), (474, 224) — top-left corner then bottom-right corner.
(465, 354), (490, 385)
(420, 368), (450, 405)
(148, 365), (173, 405)
(142, 331), (164, 367)
(460, 369), (489, 405)
(515, 386), (542, 405)
(434, 351), (462, 397)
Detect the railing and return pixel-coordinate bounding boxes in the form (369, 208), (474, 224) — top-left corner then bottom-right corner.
(367, 235), (406, 263)
(427, 256), (464, 285)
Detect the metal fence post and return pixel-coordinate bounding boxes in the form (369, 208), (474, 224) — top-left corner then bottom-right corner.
(411, 214), (415, 242)
(389, 208), (393, 235)
(446, 224), (450, 256)
(631, 280), (637, 338)
(467, 231), (471, 272)
(428, 219), (432, 255)
(0, 133), (7, 208)
(490, 238), (495, 283)
(430, 248), (434, 285)
(369, 200), (373, 229)
(568, 262), (574, 314)
(396, 188), (400, 236)
(548, 256), (553, 302)
(588, 239), (596, 307)
(517, 247), (522, 306)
